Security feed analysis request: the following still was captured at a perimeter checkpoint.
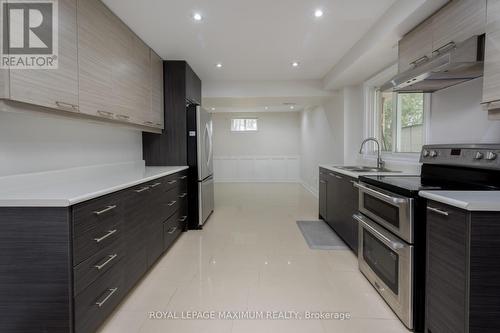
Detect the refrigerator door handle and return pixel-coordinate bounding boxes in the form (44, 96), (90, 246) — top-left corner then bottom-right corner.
(205, 123), (213, 172)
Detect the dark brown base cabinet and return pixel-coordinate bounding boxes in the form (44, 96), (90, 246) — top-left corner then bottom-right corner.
(426, 201), (500, 333)
(319, 168), (359, 253)
(0, 170), (188, 333)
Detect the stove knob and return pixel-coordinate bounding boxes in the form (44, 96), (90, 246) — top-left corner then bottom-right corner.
(486, 151), (498, 161)
(429, 150), (438, 158)
(474, 151), (484, 160)
(422, 150), (430, 157)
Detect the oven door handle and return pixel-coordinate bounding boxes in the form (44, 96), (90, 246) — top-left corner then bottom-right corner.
(354, 182), (407, 207)
(354, 214), (406, 251)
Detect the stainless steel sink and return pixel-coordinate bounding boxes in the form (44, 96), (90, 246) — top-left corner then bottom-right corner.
(335, 166), (401, 173)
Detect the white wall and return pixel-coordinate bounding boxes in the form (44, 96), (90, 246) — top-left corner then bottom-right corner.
(342, 86), (366, 165)
(0, 110), (143, 177)
(429, 78), (500, 144)
(300, 94), (344, 196)
(212, 112), (301, 182)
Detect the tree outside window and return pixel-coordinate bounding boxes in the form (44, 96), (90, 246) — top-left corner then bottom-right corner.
(376, 91), (425, 153)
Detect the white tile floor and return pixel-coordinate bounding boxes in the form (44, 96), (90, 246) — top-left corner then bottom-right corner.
(98, 183), (410, 333)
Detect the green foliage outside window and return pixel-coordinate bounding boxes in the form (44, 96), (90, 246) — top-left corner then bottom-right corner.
(399, 93), (424, 127)
(378, 92), (425, 153)
(381, 92), (393, 151)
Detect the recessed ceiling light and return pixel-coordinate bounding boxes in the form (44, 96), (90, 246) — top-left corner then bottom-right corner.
(216, 63), (223, 68)
(193, 13), (202, 21)
(265, 106), (269, 110)
(211, 107), (216, 111)
(314, 9), (324, 18)
(290, 105), (295, 110)
(292, 61), (300, 68)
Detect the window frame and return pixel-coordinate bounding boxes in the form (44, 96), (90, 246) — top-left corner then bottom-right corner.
(363, 64), (431, 161)
(230, 117), (259, 133)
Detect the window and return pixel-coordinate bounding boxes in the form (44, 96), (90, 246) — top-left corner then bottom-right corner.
(375, 91), (426, 153)
(231, 118), (258, 132)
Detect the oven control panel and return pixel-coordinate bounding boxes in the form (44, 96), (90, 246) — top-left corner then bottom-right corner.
(420, 144), (500, 170)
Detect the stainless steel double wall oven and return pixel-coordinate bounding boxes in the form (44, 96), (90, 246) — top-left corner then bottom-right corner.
(355, 144), (500, 332)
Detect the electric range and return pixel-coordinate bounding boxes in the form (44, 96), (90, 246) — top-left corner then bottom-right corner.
(354, 144), (500, 332)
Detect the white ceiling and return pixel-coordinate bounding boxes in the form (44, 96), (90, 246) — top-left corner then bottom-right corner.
(102, 0), (396, 82)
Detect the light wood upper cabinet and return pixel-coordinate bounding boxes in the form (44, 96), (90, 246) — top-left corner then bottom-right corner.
(149, 50), (164, 129)
(482, 0), (500, 105)
(77, 0), (115, 119)
(1, 0), (165, 132)
(9, 0), (79, 112)
(432, 0), (486, 53)
(398, 0), (487, 74)
(129, 34), (152, 125)
(109, 14), (138, 123)
(79, 1), (156, 128)
(398, 18), (434, 73)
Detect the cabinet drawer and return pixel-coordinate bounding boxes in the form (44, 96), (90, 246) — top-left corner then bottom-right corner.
(164, 211), (185, 251)
(162, 174), (183, 192)
(154, 187), (181, 223)
(74, 240), (123, 296)
(74, 263), (125, 333)
(176, 171), (188, 191)
(177, 188), (188, 207)
(73, 222), (122, 266)
(73, 194), (123, 265)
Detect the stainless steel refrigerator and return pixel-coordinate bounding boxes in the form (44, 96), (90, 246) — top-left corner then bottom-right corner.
(187, 105), (214, 228)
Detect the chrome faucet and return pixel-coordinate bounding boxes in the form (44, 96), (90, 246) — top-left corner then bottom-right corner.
(359, 137), (385, 169)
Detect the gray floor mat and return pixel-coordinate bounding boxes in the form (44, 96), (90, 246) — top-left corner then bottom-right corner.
(297, 220), (349, 250)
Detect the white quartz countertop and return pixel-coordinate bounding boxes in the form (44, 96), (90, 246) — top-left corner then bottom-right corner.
(419, 191), (500, 211)
(319, 165), (418, 179)
(0, 162), (188, 207)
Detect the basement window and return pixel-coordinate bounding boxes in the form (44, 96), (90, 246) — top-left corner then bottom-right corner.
(375, 90), (428, 153)
(231, 118), (258, 132)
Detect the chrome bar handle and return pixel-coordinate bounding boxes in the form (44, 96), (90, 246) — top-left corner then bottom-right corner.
(115, 114), (130, 121)
(95, 288), (118, 308)
(178, 216), (188, 222)
(319, 180), (327, 184)
(56, 101), (79, 111)
(167, 200), (177, 207)
(94, 229), (117, 243)
(481, 99), (500, 111)
(149, 182), (162, 188)
(97, 110), (114, 118)
(134, 186), (150, 193)
(167, 180), (177, 185)
(178, 193), (187, 198)
(179, 175), (188, 180)
(427, 206), (449, 216)
(354, 182), (407, 206)
(93, 205), (117, 216)
(432, 41), (456, 55)
(354, 214), (405, 251)
(167, 226), (177, 234)
(410, 55), (429, 67)
(94, 254), (118, 270)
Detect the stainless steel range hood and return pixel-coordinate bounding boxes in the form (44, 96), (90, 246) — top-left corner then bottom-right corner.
(381, 35), (485, 93)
